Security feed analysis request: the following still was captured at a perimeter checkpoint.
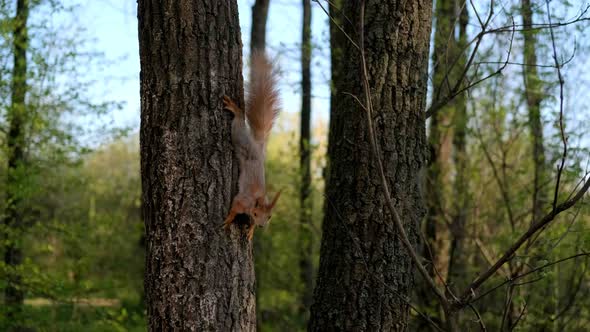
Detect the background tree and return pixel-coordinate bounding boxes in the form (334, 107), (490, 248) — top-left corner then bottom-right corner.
(250, 0), (270, 54)
(0, 0), (588, 331)
(1, 0), (126, 330)
(418, 0), (469, 327)
(4, 0), (29, 326)
(137, 0), (255, 330)
(309, 0), (433, 330)
(298, 0), (313, 320)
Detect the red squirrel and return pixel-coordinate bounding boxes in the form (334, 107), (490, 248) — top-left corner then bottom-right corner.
(222, 52), (281, 240)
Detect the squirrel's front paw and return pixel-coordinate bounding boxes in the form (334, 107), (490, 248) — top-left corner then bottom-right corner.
(222, 95), (239, 114)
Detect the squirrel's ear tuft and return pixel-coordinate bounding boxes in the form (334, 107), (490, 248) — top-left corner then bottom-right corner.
(268, 190), (282, 210)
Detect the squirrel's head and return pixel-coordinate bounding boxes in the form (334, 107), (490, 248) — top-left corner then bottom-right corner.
(250, 191), (282, 227)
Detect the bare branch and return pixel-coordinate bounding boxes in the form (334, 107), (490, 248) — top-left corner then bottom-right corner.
(427, 17), (516, 119)
(547, 0), (568, 214)
(312, 0), (360, 51)
(471, 252), (590, 304)
(468, 303), (487, 331)
(459, 175), (590, 303)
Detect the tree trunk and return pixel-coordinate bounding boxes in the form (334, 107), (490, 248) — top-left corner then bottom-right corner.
(248, 2), (270, 330)
(521, 0), (547, 226)
(445, 7), (470, 330)
(521, 0), (552, 329)
(309, 0), (432, 330)
(138, 1), (255, 331)
(424, 0), (460, 288)
(447, 0), (470, 290)
(4, 0), (29, 329)
(299, 0), (313, 319)
(250, 0), (270, 54)
(420, 0), (460, 325)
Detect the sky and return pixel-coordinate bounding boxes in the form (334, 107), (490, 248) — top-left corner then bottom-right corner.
(67, 0), (589, 152)
(74, 0), (332, 135)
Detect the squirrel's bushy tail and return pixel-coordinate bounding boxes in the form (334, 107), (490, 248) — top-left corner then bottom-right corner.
(246, 52), (280, 148)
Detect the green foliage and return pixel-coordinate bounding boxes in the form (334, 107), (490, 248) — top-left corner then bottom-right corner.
(255, 113), (326, 331)
(0, 0), (132, 330)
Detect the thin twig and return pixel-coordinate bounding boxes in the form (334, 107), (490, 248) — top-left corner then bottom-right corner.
(471, 252), (590, 303)
(311, 0), (360, 51)
(547, 0), (567, 214)
(467, 303), (487, 331)
(427, 16), (516, 119)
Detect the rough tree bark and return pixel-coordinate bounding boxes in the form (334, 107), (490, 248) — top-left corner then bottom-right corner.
(299, 0), (314, 318)
(4, 0), (29, 329)
(309, 0), (432, 330)
(138, 1), (255, 331)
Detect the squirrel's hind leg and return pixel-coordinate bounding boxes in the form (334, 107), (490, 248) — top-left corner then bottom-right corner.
(247, 225), (256, 241)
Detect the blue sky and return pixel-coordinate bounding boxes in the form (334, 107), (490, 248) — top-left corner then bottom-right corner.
(71, 0), (588, 152)
(75, 0), (332, 134)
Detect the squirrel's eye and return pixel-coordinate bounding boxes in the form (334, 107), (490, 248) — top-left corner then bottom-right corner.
(254, 213), (258, 217)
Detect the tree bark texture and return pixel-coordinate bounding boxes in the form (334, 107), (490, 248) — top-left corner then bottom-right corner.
(299, 0), (314, 318)
(138, 1), (255, 331)
(4, 0), (29, 328)
(309, 0), (432, 331)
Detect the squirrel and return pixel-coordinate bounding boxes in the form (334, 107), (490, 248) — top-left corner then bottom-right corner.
(222, 52), (281, 241)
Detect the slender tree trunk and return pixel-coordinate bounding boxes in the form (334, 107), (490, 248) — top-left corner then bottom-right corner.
(309, 0), (432, 330)
(4, 0), (29, 329)
(522, 0), (547, 226)
(425, 0), (456, 288)
(138, 1), (255, 330)
(249, 2), (270, 330)
(447, 0), (469, 289)
(445, 7), (470, 330)
(421, 0), (457, 325)
(521, 1), (552, 329)
(250, 0), (270, 54)
(299, 0), (313, 319)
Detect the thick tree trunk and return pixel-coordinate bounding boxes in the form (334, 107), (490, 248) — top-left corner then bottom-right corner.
(299, 0), (313, 319)
(4, 0), (29, 329)
(138, 1), (255, 331)
(309, 0), (432, 330)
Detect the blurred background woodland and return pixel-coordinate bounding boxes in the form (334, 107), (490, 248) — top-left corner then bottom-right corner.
(1, 0), (590, 331)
